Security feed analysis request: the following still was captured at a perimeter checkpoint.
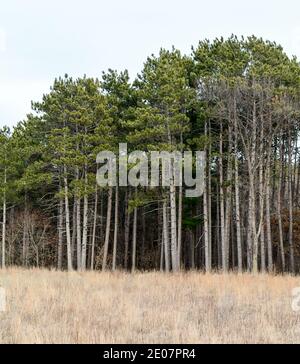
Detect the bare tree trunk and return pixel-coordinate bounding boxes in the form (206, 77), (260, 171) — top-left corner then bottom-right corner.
(1, 167), (6, 269)
(219, 121), (226, 271)
(71, 198), (76, 264)
(90, 185), (98, 270)
(277, 138), (285, 272)
(177, 185), (182, 269)
(163, 200), (170, 272)
(234, 96), (242, 273)
(160, 228), (164, 271)
(81, 164), (88, 271)
(203, 124), (210, 272)
(189, 230), (195, 270)
(259, 121), (266, 273)
(265, 149), (273, 272)
(58, 191), (64, 270)
(169, 165), (178, 272)
(131, 192), (137, 273)
(250, 100), (258, 274)
(224, 121), (233, 272)
(112, 185), (119, 271)
(63, 164), (73, 271)
(75, 127), (81, 270)
(102, 187), (113, 271)
(249, 171), (258, 273)
(76, 197), (81, 270)
(288, 129), (295, 273)
(208, 120), (212, 271)
(124, 189), (131, 270)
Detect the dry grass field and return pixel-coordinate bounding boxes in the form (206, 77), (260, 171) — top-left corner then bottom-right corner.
(0, 268), (300, 344)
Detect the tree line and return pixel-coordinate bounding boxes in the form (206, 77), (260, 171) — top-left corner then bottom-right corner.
(1, 35), (300, 274)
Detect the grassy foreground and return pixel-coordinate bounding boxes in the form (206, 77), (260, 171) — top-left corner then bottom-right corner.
(0, 268), (300, 343)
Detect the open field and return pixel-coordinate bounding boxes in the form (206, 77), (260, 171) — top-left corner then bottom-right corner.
(0, 269), (300, 344)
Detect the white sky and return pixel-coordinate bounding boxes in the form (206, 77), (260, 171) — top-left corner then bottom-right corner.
(1, 0), (300, 127)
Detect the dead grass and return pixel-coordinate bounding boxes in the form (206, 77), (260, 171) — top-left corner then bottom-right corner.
(0, 268), (300, 343)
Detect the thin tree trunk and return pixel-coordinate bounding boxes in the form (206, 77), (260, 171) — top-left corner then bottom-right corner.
(112, 185), (119, 271)
(190, 230), (195, 270)
(91, 185), (98, 270)
(203, 122), (210, 272)
(259, 121), (266, 273)
(234, 97), (242, 273)
(169, 165), (178, 272)
(265, 148), (273, 272)
(131, 192), (137, 273)
(76, 197), (81, 270)
(219, 121), (226, 271)
(177, 185), (182, 269)
(71, 198), (76, 264)
(124, 189), (131, 270)
(58, 191), (64, 270)
(163, 199), (170, 272)
(207, 120), (212, 271)
(63, 164), (73, 271)
(277, 138), (285, 272)
(102, 187), (113, 271)
(81, 164), (88, 271)
(160, 228), (164, 271)
(250, 99), (258, 274)
(1, 167), (6, 269)
(224, 120), (233, 272)
(288, 129), (295, 273)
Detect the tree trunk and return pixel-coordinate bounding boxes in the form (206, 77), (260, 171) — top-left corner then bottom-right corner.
(288, 129), (295, 273)
(277, 138), (285, 272)
(102, 187), (113, 271)
(203, 127), (210, 272)
(1, 167), (6, 269)
(259, 122), (265, 273)
(124, 189), (131, 270)
(163, 199), (170, 272)
(219, 121), (226, 271)
(63, 164), (73, 271)
(131, 193), (137, 273)
(234, 98), (242, 273)
(81, 164), (88, 271)
(265, 149), (273, 272)
(177, 185), (182, 269)
(112, 185), (119, 271)
(90, 185), (98, 270)
(224, 121), (233, 272)
(169, 165), (178, 272)
(58, 191), (64, 270)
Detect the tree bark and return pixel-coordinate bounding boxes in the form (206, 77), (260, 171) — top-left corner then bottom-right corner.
(288, 129), (295, 273)
(1, 167), (6, 269)
(124, 189), (131, 270)
(90, 185), (98, 270)
(219, 121), (226, 271)
(81, 164), (88, 271)
(58, 190), (64, 270)
(234, 97), (242, 273)
(163, 199), (170, 272)
(63, 164), (73, 271)
(112, 184), (119, 271)
(131, 191), (138, 273)
(102, 187), (113, 271)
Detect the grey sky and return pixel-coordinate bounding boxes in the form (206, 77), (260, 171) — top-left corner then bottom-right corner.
(1, 0), (300, 128)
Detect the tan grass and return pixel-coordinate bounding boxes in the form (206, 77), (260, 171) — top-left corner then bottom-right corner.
(0, 268), (300, 343)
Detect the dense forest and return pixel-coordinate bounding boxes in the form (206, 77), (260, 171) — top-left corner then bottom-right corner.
(1, 35), (300, 274)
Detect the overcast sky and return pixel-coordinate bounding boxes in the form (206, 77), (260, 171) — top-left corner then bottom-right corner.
(1, 0), (300, 128)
